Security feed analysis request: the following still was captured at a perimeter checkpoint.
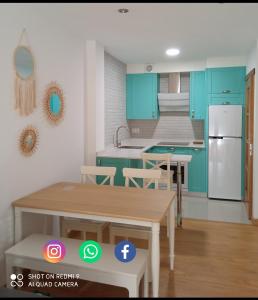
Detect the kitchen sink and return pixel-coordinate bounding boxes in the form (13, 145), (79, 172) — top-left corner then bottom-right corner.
(118, 145), (145, 149)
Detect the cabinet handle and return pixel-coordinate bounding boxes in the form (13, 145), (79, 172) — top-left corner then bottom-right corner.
(191, 110), (195, 118)
(222, 101), (230, 105)
(194, 148), (200, 151)
(222, 90), (231, 93)
(169, 147), (175, 151)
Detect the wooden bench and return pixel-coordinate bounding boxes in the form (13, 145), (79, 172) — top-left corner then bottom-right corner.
(5, 234), (148, 297)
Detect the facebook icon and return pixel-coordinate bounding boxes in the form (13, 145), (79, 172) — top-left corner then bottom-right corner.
(114, 240), (136, 263)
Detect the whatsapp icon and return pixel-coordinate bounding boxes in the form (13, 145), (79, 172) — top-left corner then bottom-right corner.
(79, 240), (102, 263)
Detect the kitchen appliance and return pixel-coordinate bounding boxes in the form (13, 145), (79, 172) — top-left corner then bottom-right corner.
(157, 141), (190, 146)
(160, 162), (188, 191)
(208, 105), (242, 200)
(158, 72), (189, 112)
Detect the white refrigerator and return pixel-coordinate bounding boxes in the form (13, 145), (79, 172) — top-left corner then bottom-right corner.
(208, 105), (242, 200)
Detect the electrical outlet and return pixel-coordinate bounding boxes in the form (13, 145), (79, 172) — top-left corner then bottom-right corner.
(131, 127), (140, 135)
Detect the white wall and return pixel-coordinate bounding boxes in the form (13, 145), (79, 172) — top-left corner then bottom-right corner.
(247, 42), (258, 219)
(246, 46), (256, 74)
(104, 52), (128, 146)
(0, 5), (84, 285)
(127, 56), (247, 73)
(84, 41), (105, 164)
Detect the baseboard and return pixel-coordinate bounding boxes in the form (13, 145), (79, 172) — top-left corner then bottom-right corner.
(251, 218), (258, 226)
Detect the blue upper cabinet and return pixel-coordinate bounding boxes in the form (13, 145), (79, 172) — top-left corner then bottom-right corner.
(126, 73), (159, 120)
(207, 66), (246, 95)
(207, 67), (246, 105)
(190, 71), (206, 120)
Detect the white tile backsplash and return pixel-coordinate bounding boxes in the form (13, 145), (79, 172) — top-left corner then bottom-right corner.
(128, 114), (204, 140)
(104, 52), (129, 146)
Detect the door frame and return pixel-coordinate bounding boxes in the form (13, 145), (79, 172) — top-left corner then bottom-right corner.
(244, 68), (255, 220)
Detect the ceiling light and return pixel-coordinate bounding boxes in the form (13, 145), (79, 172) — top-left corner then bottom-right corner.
(118, 8), (129, 14)
(166, 48), (180, 56)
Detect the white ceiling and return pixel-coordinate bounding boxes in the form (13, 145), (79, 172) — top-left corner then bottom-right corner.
(29, 3), (258, 63)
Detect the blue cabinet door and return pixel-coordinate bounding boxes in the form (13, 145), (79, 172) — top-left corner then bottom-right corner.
(96, 157), (131, 186)
(146, 146), (207, 192)
(188, 148), (207, 192)
(207, 67), (246, 95)
(190, 71), (206, 120)
(126, 73), (159, 120)
(208, 94), (244, 105)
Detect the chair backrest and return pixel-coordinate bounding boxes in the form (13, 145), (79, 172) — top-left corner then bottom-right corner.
(80, 166), (116, 186)
(141, 152), (172, 190)
(123, 167), (162, 189)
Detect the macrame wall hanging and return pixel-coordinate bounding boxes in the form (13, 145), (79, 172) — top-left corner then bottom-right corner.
(14, 28), (36, 116)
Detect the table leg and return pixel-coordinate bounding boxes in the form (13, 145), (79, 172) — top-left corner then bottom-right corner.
(14, 208), (22, 243)
(176, 162), (182, 227)
(53, 216), (61, 237)
(151, 222), (160, 297)
(168, 201), (175, 270)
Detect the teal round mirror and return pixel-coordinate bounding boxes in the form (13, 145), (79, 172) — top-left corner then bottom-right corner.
(14, 46), (34, 79)
(44, 83), (64, 125)
(50, 92), (61, 115)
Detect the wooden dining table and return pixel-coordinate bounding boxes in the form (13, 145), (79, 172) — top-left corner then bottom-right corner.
(12, 182), (176, 297)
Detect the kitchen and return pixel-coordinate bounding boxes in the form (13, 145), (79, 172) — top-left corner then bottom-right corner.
(1, 2), (258, 298)
(96, 66), (248, 224)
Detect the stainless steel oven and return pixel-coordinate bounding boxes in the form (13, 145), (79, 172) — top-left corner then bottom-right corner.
(160, 162), (188, 191)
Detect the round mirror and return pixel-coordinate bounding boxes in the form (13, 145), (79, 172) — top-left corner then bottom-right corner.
(43, 82), (64, 125)
(19, 126), (38, 156)
(14, 46), (34, 79)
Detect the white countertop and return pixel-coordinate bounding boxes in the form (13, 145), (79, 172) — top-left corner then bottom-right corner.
(97, 138), (205, 162)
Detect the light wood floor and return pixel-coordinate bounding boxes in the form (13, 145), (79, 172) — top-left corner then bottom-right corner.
(20, 219), (258, 297)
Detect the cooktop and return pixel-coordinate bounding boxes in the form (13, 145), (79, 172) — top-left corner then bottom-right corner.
(157, 141), (190, 146)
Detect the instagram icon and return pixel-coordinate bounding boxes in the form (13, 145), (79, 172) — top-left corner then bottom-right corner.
(42, 240), (66, 263)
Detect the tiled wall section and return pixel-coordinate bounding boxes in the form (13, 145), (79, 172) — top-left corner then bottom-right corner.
(104, 52), (129, 146)
(128, 114), (204, 140)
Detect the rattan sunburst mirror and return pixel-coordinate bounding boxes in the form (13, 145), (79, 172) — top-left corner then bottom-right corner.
(43, 82), (64, 125)
(19, 125), (39, 156)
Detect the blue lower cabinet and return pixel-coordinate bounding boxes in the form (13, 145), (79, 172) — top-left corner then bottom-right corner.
(146, 146), (207, 193)
(97, 148), (207, 193)
(96, 157), (131, 186)
(188, 148), (207, 193)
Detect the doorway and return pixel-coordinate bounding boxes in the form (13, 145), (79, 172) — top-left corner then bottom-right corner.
(244, 69), (255, 219)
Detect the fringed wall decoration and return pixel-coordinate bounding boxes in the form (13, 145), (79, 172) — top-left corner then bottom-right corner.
(43, 82), (65, 125)
(14, 29), (36, 116)
(19, 125), (39, 156)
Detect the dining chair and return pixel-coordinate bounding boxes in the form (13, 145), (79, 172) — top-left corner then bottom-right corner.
(141, 152), (173, 190)
(142, 152), (174, 235)
(109, 167), (162, 282)
(60, 165), (116, 242)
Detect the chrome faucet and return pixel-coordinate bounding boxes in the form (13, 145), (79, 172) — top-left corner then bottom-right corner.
(114, 125), (129, 148)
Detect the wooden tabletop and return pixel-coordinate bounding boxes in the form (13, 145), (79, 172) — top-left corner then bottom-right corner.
(12, 182), (176, 222)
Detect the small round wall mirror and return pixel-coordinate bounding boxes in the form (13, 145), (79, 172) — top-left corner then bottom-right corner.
(43, 82), (64, 125)
(19, 126), (38, 156)
(14, 46), (34, 79)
